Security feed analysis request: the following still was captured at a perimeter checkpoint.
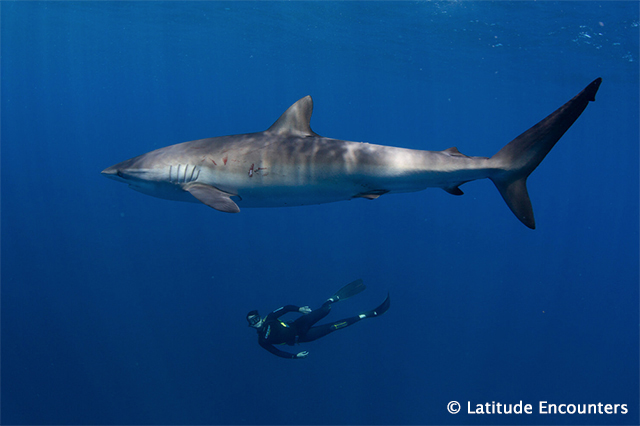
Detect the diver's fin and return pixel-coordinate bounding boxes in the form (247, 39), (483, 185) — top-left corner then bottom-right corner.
(329, 279), (366, 303)
(360, 293), (391, 319)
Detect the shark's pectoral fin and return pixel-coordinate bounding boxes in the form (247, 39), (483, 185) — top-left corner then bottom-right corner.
(354, 190), (389, 200)
(184, 183), (240, 213)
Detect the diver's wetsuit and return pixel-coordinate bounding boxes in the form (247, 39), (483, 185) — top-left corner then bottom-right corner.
(255, 301), (362, 359)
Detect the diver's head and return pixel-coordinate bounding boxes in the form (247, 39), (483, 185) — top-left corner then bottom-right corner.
(246, 310), (263, 328)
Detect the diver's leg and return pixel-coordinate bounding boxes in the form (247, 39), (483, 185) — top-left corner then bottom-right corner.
(292, 301), (332, 335)
(297, 316), (363, 343)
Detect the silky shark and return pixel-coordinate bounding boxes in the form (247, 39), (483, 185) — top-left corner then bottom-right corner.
(102, 78), (601, 229)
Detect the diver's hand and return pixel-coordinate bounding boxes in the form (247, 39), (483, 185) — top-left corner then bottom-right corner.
(298, 306), (312, 314)
(295, 351), (309, 359)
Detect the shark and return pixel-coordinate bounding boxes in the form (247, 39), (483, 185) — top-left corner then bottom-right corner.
(102, 78), (601, 229)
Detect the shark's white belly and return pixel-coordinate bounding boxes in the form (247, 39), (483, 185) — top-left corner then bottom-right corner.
(195, 163), (382, 208)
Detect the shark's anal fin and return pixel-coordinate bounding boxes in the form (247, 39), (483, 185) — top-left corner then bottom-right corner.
(184, 183), (240, 213)
(354, 190), (389, 200)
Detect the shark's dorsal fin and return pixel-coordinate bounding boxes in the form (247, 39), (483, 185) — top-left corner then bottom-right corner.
(267, 96), (319, 137)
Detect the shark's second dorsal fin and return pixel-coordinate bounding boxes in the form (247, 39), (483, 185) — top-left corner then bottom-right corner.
(443, 147), (469, 158)
(267, 96), (319, 137)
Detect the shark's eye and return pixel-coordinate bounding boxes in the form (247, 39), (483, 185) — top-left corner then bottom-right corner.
(117, 171), (124, 178)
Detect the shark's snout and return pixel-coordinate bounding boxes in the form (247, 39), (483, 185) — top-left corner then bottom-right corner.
(101, 165), (127, 182)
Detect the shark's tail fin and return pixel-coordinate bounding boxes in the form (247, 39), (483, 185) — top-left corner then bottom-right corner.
(489, 78), (602, 229)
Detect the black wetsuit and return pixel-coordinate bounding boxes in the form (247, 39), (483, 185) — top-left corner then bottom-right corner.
(255, 301), (362, 359)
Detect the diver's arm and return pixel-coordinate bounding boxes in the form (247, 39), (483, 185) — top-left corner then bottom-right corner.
(268, 305), (302, 319)
(258, 340), (304, 359)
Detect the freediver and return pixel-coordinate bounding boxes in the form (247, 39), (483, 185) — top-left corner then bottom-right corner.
(246, 279), (390, 359)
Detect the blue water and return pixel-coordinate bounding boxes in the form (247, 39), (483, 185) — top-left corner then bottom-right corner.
(2, 1), (638, 425)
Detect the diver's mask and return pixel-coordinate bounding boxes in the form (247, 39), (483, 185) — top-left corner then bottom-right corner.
(246, 310), (262, 327)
